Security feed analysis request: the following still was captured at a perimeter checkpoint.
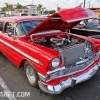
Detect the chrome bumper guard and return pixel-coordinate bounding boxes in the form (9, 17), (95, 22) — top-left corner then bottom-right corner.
(38, 64), (99, 94)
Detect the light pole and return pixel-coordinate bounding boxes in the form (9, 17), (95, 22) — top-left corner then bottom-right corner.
(89, 1), (91, 8)
(32, 0), (33, 5)
(32, 0), (34, 14)
(84, 0), (86, 8)
(57, 4), (59, 11)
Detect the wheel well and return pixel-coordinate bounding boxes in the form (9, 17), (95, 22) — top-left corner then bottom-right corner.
(19, 59), (27, 68)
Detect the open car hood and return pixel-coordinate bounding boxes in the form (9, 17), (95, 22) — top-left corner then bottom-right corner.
(25, 7), (98, 37)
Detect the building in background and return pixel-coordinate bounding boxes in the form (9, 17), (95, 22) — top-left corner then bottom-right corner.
(2, 4), (38, 16)
(89, 8), (100, 18)
(26, 5), (37, 14)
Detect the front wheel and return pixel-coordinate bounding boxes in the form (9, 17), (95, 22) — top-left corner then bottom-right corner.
(24, 61), (39, 87)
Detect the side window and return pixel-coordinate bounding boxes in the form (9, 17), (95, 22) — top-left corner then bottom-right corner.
(0, 22), (4, 32)
(15, 22), (26, 36)
(4, 22), (14, 34)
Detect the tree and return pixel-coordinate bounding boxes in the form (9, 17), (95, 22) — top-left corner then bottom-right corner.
(4, 3), (14, 14)
(9, 4), (13, 11)
(1, 7), (7, 12)
(37, 4), (43, 14)
(15, 3), (22, 14)
(45, 10), (56, 14)
(4, 3), (10, 14)
(9, 4), (13, 14)
(4, 3), (9, 10)
(15, 3), (22, 9)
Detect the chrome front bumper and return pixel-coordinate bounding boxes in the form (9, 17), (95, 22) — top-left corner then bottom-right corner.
(38, 64), (99, 94)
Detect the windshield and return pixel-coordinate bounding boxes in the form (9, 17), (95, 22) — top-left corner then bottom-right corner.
(15, 20), (43, 36)
(85, 18), (100, 29)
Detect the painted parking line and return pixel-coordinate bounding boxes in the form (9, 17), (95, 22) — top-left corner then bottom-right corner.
(0, 76), (17, 100)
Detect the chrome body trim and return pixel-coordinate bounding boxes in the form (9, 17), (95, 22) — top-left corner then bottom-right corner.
(47, 67), (65, 75)
(38, 73), (46, 82)
(73, 28), (100, 32)
(38, 64), (99, 94)
(0, 39), (43, 65)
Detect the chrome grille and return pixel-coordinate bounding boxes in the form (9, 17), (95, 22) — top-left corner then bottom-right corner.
(59, 43), (85, 66)
(63, 55), (98, 75)
(46, 55), (99, 82)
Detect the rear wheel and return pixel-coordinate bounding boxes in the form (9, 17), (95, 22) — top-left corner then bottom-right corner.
(24, 61), (39, 87)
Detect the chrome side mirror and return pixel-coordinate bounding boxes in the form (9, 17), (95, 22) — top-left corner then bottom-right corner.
(8, 32), (12, 37)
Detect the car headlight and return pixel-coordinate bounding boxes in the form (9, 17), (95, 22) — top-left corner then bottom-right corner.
(50, 58), (60, 68)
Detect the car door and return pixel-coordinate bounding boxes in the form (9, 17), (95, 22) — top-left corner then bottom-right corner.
(0, 22), (4, 51)
(0, 22), (17, 63)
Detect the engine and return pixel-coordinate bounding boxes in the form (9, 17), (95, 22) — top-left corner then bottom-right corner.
(34, 36), (85, 50)
(49, 37), (69, 49)
(33, 35), (93, 66)
(48, 36), (85, 50)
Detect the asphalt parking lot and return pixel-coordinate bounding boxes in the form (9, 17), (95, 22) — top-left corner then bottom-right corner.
(0, 53), (100, 100)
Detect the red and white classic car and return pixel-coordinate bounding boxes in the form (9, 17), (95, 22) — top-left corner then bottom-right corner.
(0, 7), (100, 94)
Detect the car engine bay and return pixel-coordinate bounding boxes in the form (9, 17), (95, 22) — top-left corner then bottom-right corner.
(31, 32), (85, 50)
(30, 32), (93, 66)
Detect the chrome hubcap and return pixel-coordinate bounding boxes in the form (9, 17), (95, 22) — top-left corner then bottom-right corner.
(26, 65), (36, 83)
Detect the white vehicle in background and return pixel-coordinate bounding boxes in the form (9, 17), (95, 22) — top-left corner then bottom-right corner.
(40, 14), (51, 17)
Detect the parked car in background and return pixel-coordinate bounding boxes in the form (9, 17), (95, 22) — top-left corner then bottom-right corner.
(28, 13), (38, 16)
(0, 8), (100, 94)
(0, 12), (6, 17)
(0, 13), (11, 17)
(19, 13), (28, 16)
(71, 18), (100, 39)
(40, 14), (51, 17)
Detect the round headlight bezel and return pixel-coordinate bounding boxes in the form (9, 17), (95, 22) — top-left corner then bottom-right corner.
(50, 57), (60, 68)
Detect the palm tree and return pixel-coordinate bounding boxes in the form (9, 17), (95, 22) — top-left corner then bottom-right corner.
(1, 7), (7, 12)
(37, 4), (43, 14)
(4, 3), (9, 9)
(4, 3), (10, 14)
(9, 4), (13, 10)
(4, 3), (14, 14)
(15, 3), (22, 9)
(9, 4), (13, 14)
(15, 3), (22, 13)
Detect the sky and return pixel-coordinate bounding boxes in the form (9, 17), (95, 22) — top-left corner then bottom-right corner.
(0, 0), (100, 10)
